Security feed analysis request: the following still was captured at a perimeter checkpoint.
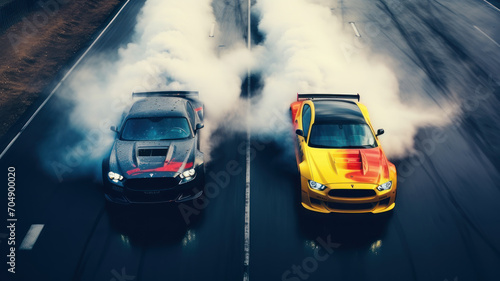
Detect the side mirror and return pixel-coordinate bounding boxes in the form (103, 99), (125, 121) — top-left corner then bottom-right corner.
(110, 126), (118, 133)
(376, 128), (384, 137)
(196, 123), (204, 130)
(295, 129), (304, 136)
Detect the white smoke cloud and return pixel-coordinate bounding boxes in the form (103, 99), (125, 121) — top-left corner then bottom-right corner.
(42, 0), (253, 180)
(42, 0), (459, 181)
(70, 0), (252, 140)
(251, 0), (455, 158)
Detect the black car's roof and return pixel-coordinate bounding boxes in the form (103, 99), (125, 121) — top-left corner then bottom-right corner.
(126, 97), (189, 119)
(312, 100), (366, 124)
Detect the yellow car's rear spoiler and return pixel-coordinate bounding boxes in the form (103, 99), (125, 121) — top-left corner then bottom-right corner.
(297, 93), (360, 102)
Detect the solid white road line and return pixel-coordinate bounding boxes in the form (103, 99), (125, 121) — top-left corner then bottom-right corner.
(474, 25), (500, 48)
(349, 22), (361, 37)
(483, 0), (500, 12)
(19, 224), (44, 250)
(0, 0), (132, 160)
(243, 1), (252, 281)
(244, 128), (250, 281)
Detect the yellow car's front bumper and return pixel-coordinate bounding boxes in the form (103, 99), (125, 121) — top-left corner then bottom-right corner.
(300, 178), (397, 214)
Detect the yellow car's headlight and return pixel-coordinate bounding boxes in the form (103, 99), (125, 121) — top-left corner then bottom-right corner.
(376, 181), (392, 191)
(308, 180), (326, 191)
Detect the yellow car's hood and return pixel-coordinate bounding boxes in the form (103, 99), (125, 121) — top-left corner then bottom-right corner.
(307, 147), (390, 185)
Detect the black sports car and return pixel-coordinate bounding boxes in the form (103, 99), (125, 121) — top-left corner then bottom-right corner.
(102, 91), (205, 204)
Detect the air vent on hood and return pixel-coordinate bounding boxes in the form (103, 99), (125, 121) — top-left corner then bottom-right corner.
(138, 148), (168, 157)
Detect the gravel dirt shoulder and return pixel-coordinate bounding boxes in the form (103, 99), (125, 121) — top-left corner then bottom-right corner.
(0, 0), (124, 139)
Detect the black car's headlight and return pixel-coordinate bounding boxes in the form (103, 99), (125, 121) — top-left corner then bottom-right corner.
(178, 168), (196, 184)
(108, 172), (124, 183)
(308, 180), (326, 191)
(376, 181), (392, 191)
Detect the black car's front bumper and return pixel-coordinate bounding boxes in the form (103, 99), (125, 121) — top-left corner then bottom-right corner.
(103, 169), (205, 205)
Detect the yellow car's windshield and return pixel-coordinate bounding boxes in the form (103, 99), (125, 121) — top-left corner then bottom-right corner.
(308, 123), (377, 149)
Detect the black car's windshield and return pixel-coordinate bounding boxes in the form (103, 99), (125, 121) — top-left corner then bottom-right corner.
(308, 123), (377, 148)
(121, 117), (192, 141)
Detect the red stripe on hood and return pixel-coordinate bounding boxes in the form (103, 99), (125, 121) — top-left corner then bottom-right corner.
(126, 161), (193, 176)
(344, 147), (389, 183)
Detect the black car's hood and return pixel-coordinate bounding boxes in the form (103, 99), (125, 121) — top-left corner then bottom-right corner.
(112, 139), (195, 179)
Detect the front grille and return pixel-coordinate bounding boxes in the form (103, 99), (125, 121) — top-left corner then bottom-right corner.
(125, 189), (181, 203)
(328, 189), (376, 198)
(125, 177), (179, 191)
(328, 202), (375, 211)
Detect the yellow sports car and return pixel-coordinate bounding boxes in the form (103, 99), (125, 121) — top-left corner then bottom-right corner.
(290, 94), (397, 214)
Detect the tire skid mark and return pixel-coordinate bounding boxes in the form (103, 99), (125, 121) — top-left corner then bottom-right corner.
(393, 213), (419, 281)
(88, 227), (116, 281)
(460, 114), (500, 172)
(422, 152), (500, 258)
(71, 206), (106, 281)
(135, 247), (147, 281)
(377, 0), (451, 98)
(378, 0), (500, 170)
(406, 1), (493, 84)
(418, 161), (483, 278)
(378, 0), (496, 99)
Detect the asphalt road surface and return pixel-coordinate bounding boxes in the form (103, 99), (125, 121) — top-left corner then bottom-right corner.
(1, 0), (500, 281)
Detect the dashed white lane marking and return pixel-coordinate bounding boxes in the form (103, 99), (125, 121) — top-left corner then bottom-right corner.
(0, 0), (132, 160)
(474, 25), (500, 48)
(243, 1), (252, 280)
(349, 22), (361, 37)
(19, 224), (44, 250)
(483, 0), (500, 12)
(209, 22), (215, 37)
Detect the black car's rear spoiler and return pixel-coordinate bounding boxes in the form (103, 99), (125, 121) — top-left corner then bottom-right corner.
(297, 93), (360, 102)
(133, 91), (204, 124)
(133, 91), (199, 98)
